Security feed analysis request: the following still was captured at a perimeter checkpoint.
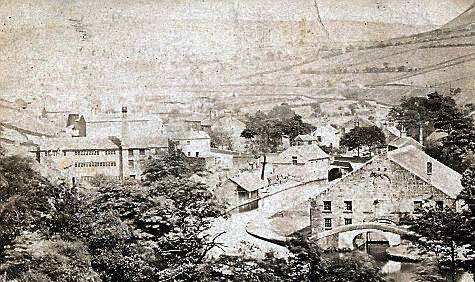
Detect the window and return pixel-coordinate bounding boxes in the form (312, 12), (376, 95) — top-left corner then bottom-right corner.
(324, 218), (332, 230)
(187, 140), (191, 145)
(435, 201), (444, 211)
(195, 152), (199, 157)
(292, 156), (298, 165)
(344, 201), (353, 212)
(188, 152), (191, 157)
(130, 175), (136, 179)
(308, 141), (312, 145)
(63, 151), (66, 156)
(414, 201), (423, 212)
(139, 149), (146, 156)
(128, 149), (134, 157)
(128, 160), (134, 168)
(323, 201), (332, 212)
(344, 218), (352, 225)
(317, 136), (322, 142)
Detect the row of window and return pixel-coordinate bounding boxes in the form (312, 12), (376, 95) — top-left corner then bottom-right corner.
(323, 218), (353, 230)
(75, 150), (99, 156)
(75, 161), (117, 168)
(43, 148), (152, 157)
(323, 201), (352, 212)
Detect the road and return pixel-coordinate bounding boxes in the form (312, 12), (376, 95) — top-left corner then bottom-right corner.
(207, 179), (328, 258)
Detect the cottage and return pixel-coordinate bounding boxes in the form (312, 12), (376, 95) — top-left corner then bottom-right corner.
(310, 125), (340, 148)
(214, 172), (268, 208)
(273, 144), (330, 181)
(387, 136), (423, 151)
(295, 134), (320, 146)
(169, 130), (211, 158)
(310, 145), (464, 239)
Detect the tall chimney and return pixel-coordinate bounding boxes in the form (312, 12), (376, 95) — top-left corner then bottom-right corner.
(121, 106), (129, 144)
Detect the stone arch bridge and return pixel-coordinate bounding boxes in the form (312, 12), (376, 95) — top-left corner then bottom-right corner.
(311, 222), (414, 250)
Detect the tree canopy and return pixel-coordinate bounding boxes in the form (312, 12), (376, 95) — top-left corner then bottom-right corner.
(340, 126), (386, 157)
(241, 104), (315, 154)
(390, 92), (475, 173)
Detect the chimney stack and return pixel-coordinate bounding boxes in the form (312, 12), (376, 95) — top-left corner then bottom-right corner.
(121, 106), (129, 144)
(400, 126), (407, 137)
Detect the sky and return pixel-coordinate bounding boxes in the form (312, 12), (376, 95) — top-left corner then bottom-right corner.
(0, 0), (472, 26)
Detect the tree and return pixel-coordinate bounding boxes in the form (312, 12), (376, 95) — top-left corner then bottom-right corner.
(209, 130), (233, 150)
(141, 145), (204, 182)
(389, 92), (471, 140)
(241, 106), (315, 154)
(340, 126), (385, 157)
(408, 206), (473, 282)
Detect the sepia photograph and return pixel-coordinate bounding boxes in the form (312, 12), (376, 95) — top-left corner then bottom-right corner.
(0, 0), (474, 281)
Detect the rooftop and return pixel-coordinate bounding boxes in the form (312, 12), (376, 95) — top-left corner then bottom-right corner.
(230, 172), (268, 192)
(388, 145), (463, 199)
(274, 144), (329, 164)
(388, 136), (423, 150)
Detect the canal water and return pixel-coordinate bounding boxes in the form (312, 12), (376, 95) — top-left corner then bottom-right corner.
(363, 243), (473, 282)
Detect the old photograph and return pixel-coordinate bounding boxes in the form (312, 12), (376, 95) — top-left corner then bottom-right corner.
(0, 0), (474, 281)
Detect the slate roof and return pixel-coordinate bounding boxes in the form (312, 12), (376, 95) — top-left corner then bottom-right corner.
(230, 172), (268, 192)
(274, 144), (329, 164)
(388, 145), (463, 199)
(388, 136), (423, 150)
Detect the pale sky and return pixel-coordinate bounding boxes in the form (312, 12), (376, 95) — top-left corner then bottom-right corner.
(0, 0), (472, 26)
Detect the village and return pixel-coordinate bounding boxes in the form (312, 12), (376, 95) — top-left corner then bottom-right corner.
(2, 89), (474, 282)
(1, 1), (475, 281)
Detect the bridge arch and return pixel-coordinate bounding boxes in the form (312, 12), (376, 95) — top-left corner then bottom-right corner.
(339, 229), (401, 250)
(312, 222), (412, 251)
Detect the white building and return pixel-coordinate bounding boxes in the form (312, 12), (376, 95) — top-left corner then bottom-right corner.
(310, 125), (340, 149)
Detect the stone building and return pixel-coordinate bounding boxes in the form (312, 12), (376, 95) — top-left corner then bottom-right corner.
(310, 145), (464, 238)
(272, 144), (330, 181)
(31, 136), (168, 185)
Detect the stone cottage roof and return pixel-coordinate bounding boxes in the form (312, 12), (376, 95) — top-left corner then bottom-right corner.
(230, 172), (268, 192)
(388, 136), (423, 150)
(313, 125), (339, 134)
(295, 134), (319, 142)
(388, 145), (463, 199)
(274, 144), (329, 164)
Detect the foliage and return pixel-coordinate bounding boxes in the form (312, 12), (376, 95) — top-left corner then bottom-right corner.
(340, 126), (385, 157)
(241, 104), (315, 153)
(389, 92), (471, 139)
(209, 130), (233, 150)
(0, 148), (225, 282)
(200, 236), (384, 282)
(408, 206), (474, 282)
(142, 146), (204, 182)
(390, 92), (475, 173)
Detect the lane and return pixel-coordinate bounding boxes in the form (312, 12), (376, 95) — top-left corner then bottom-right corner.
(208, 180), (328, 258)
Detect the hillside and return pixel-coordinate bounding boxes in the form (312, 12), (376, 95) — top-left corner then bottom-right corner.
(443, 2), (475, 29)
(232, 18), (475, 106)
